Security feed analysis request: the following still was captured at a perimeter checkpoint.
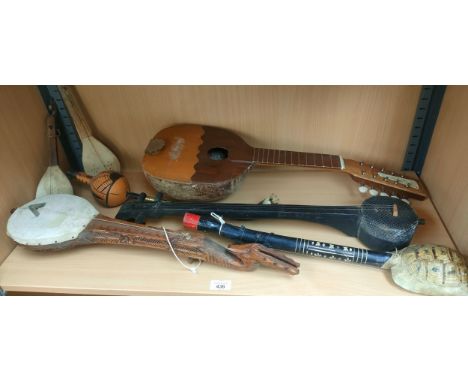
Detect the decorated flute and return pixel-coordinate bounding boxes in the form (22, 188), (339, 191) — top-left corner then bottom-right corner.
(183, 213), (468, 296)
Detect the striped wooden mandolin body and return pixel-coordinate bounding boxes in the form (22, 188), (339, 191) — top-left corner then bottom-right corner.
(142, 124), (427, 201)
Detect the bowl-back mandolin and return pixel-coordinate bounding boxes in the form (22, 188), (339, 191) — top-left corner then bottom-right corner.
(142, 124), (427, 201)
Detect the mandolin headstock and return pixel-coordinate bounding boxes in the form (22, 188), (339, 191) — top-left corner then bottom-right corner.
(344, 159), (428, 201)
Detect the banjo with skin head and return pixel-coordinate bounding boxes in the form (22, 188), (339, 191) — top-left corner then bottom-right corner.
(6, 195), (299, 275)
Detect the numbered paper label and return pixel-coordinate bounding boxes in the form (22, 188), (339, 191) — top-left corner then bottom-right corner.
(209, 280), (232, 291)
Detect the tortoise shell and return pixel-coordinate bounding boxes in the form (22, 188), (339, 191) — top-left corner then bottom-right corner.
(383, 244), (468, 296)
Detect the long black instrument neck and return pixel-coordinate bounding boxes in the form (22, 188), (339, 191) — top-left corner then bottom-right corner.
(185, 214), (393, 267)
(116, 194), (362, 237)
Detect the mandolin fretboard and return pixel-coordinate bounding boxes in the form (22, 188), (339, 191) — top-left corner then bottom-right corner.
(252, 148), (343, 169)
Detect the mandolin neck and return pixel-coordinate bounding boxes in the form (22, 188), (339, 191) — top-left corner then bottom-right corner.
(252, 147), (344, 170)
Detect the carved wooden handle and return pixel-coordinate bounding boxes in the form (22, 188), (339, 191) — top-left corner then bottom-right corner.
(50, 215), (299, 275)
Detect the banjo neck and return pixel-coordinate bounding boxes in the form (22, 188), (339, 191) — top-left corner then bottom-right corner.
(80, 215), (201, 255)
(28, 214), (251, 271)
(252, 147), (344, 171)
(75, 215), (274, 272)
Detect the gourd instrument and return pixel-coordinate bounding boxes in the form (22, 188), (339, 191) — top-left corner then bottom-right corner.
(68, 170), (130, 207)
(6, 195), (299, 275)
(184, 213), (468, 296)
(117, 194), (422, 252)
(142, 124), (428, 201)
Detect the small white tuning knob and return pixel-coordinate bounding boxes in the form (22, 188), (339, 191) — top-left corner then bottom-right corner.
(402, 198), (410, 204)
(358, 185), (369, 193)
(380, 192), (389, 197)
(391, 195), (399, 199)
(369, 189), (378, 196)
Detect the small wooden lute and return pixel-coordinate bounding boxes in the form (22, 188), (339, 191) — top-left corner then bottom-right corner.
(58, 85), (120, 176)
(35, 103), (73, 198)
(142, 124), (427, 201)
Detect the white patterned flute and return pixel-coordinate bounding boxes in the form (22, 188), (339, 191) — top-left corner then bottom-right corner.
(183, 213), (468, 296)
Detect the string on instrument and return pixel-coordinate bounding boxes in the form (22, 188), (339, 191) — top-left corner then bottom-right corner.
(127, 193), (403, 218)
(155, 205), (397, 217)
(210, 212), (225, 234)
(162, 226), (201, 274)
(61, 86), (93, 137)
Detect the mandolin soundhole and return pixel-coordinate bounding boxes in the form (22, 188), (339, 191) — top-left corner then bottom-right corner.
(208, 147), (229, 160)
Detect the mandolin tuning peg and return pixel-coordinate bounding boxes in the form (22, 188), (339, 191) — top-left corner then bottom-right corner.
(369, 189), (379, 196)
(358, 185), (368, 193)
(380, 192), (389, 197)
(391, 195), (399, 199)
(401, 198), (410, 204)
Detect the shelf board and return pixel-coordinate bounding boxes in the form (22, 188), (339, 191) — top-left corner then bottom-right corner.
(0, 169), (455, 295)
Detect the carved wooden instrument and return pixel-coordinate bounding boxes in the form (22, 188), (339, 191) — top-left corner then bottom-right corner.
(35, 102), (73, 198)
(6, 194), (299, 275)
(117, 194), (422, 252)
(184, 214), (468, 296)
(142, 124), (427, 201)
(58, 85), (120, 176)
(69, 171), (130, 207)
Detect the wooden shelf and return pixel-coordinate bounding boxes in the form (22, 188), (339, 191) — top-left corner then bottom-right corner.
(0, 169), (455, 295)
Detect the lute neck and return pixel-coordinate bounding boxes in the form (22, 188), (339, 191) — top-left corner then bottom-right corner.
(252, 147), (344, 170)
(58, 85), (93, 139)
(47, 115), (59, 166)
(116, 200), (362, 237)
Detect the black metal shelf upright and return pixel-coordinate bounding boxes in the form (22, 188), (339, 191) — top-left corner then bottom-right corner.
(402, 85), (446, 175)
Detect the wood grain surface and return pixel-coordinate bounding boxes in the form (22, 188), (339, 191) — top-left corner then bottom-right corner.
(0, 86), (48, 264)
(0, 170), (455, 295)
(74, 85), (421, 171)
(422, 86), (468, 254)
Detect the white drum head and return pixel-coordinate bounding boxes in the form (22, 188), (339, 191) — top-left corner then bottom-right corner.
(7, 194), (99, 246)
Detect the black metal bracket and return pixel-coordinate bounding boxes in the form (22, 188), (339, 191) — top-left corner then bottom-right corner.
(402, 85), (446, 175)
(37, 85), (84, 172)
